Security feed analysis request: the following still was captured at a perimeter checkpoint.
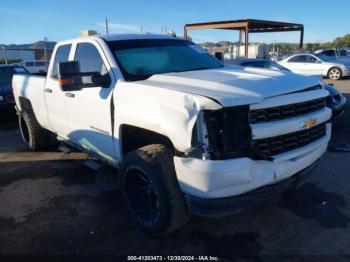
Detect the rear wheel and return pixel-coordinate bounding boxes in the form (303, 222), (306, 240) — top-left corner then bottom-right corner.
(328, 67), (342, 80)
(120, 144), (190, 236)
(19, 109), (52, 151)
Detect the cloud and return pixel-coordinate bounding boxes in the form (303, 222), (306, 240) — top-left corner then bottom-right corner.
(97, 22), (141, 33)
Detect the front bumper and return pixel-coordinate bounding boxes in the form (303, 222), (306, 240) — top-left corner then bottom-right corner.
(185, 159), (319, 218)
(174, 123), (331, 199)
(331, 95), (347, 118)
(343, 68), (350, 77)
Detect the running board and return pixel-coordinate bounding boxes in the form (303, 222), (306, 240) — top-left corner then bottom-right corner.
(58, 145), (72, 154)
(84, 160), (103, 171)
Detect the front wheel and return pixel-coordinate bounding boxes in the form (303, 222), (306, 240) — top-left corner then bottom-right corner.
(120, 144), (191, 236)
(328, 67), (342, 80)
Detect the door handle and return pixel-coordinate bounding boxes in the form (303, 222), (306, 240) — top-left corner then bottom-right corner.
(44, 88), (52, 93)
(65, 93), (75, 98)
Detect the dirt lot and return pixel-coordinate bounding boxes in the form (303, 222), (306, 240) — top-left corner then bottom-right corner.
(1, 79), (350, 260)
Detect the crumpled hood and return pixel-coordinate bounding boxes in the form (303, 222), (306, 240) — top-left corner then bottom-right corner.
(135, 66), (321, 106)
(0, 82), (12, 96)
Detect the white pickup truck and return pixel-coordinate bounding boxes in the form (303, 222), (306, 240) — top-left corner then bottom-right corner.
(13, 34), (332, 235)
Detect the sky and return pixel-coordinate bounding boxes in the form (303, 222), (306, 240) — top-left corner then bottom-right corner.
(1, 0), (349, 45)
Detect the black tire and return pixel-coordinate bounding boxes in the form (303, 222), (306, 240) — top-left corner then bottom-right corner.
(328, 67), (342, 80)
(120, 144), (191, 236)
(19, 109), (52, 151)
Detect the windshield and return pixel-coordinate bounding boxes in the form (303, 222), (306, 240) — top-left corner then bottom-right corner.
(0, 66), (28, 84)
(242, 61), (290, 71)
(107, 39), (223, 81)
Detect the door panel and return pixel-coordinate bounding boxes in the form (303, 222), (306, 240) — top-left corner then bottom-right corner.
(65, 42), (116, 162)
(304, 55), (323, 76)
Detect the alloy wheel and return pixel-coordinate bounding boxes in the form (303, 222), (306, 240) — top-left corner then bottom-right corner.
(124, 167), (160, 224)
(329, 68), (341, 80)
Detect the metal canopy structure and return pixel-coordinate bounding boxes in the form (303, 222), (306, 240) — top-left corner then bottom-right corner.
(184, 19), (304, 58)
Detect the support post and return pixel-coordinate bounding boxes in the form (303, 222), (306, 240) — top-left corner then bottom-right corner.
(238, 29), (242, 58)
(184, 27), (187, 39)
(299, 27), (304, 52)
(245, 26), (249, 58)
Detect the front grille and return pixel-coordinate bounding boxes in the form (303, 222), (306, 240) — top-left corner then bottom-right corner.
(5, 95), (15, 103)
(250, 98), (326, 124)
(252, 123), (326, 157)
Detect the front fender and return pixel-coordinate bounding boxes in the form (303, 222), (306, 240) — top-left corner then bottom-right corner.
(114, 81), (222, 158)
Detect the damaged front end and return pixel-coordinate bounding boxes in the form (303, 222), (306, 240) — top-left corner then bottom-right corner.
(189, 106), (252, 160)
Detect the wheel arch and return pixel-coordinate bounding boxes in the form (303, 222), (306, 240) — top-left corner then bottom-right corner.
(119, 124), (175, 158)
(17, 96), (33, 112)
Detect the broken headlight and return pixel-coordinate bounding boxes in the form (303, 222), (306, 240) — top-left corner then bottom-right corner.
(204, 106), (252, 160)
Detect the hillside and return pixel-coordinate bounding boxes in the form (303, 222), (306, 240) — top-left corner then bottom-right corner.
(2, 41), (57, 49)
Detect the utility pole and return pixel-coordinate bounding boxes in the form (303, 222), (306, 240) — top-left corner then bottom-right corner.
(105, 17), (109, 35)
(2, 45), (7, 64)
(43, 37), (48, 63)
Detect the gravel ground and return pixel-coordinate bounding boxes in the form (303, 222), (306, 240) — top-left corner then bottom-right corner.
(0, 79), (350, 261)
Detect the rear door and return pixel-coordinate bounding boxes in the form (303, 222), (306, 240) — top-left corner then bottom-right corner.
(65, 41), (116, 163)
(44, 44), (72, 137)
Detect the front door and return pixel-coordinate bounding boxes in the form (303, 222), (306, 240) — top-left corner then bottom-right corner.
(303, 55), (324, 76)
(64, 42), (116, 163)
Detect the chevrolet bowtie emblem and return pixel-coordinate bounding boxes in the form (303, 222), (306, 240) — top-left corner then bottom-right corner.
(301, 118), (317, 129)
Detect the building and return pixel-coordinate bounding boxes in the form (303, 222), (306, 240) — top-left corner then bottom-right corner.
(207, 43), (269, 60)
(227, 43), (269, 59)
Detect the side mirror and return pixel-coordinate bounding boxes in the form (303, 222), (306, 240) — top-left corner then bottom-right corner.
(58, 61), (110, 92)
(214, 52), (224, 62)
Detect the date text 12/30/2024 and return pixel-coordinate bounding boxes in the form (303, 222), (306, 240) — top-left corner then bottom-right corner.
(127, 256), (220, 261)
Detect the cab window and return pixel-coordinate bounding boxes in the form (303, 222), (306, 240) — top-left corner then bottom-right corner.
(51, 44), (72, 79)
(323, 50), (337, 56)
(74, 43), (108, 76)
(305, 55), (317, 63)
(288, 55), (306, 63)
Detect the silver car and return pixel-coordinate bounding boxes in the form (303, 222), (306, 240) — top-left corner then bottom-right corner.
(279, 54), (350, 80)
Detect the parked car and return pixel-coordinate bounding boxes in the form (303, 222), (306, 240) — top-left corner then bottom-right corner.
(279, 54), (350, 80)
(338, 48), (350, 57)
(314, 49), (350, 63)
(21, 60), (49, 74)
(230, 58), (346, 117)
(226, 58), (290, 71)
(13, 34), (332, 235)
(0, 65), (28, 110)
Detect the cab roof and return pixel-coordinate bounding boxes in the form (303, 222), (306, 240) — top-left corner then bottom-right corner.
(100, 33), (185, 42)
